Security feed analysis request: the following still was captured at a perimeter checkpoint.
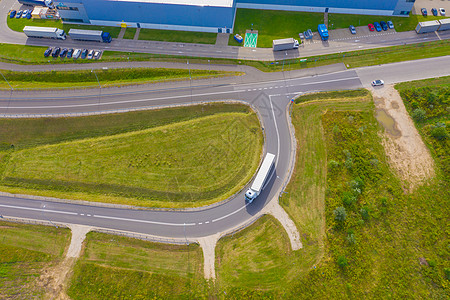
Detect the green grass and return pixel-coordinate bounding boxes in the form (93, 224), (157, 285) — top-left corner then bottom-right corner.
(395, 76), (450, 180)
(328, 13), (447, 32)
(68, 231), (207, 299)
(0, 221), (70, 299)
(0, 67), (235, 89)
(214, 91), (373, 297)
(7, 17), (122, 38)
(122, 27), (136, 39)
(0, 104), (263, 208)
(215, 88), (448, 298)
(138, 28), (217, 44)
(230, 9), (323, 48)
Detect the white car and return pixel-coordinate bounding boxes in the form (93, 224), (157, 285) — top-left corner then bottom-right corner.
(72, 49), (81, 59)
(87, 49), (94, 60)
(439, 8), (446, 16)
(371, 79), (384, 86)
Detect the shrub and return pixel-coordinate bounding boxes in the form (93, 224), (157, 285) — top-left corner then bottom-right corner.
(360, 206), (370, 221)
(342, 192), (357, 207)
(337, 256), (349, 268)
(412, 108), (426, 122)
(328, 160), (340, 170)
(430, 126), (448, 140)
(346, 233), (356, 245)
(334, 206), (347, 222)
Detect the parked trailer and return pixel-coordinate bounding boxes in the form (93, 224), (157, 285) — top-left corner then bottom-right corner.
(245, 153), (275, 203)
(415, 20), (440, 33)
(18, 0), (46, 6)
(272, 38), (299, 51)
(68, 29), (112, 43)
(318, 24), (329, 41)
(438, 18), (450, 31)
(23, 26), (66, 40)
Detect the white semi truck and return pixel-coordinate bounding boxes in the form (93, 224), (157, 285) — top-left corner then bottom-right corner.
(272, 38), (299, 51)
(23, 26), (66, 40)
(245, 153), (275, 203)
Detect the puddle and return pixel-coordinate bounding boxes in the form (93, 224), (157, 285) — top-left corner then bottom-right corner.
(375, 109), (401, 137)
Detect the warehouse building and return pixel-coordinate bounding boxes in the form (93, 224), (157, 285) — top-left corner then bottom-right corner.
(55, 0), (415, 32)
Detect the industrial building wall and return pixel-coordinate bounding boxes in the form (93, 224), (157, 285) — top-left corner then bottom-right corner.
(236, 0), (414, 16)
(57, 0), (235, 32)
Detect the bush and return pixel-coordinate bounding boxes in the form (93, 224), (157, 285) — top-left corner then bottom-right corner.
(412, 108), (426, 122)
(342, 192), (357, 207)
(360, 206), (370, 221)
(334, 206), (347, 222)
(337, 256), (349, 268)
(430, 126), (448, 140)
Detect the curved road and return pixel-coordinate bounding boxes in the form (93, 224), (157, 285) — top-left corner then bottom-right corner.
(0, 56), (449, 239)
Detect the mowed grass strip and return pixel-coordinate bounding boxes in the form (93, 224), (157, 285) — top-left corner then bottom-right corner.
(0, 68), (235, 89)
(1, 112), (262, 207)
(0, 221), (70, 299)
(68, 232), (207, 299)
(138, 28), (217, 44)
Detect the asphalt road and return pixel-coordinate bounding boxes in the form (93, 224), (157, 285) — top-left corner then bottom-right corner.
(0, 56), (449, 239)
(1, 0), (449, 61)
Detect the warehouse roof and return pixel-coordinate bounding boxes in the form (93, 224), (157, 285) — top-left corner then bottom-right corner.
(110, 0), (234, 8)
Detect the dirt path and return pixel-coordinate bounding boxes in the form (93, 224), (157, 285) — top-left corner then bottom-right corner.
(371, 85), (435, 190)
(36, 225), (91, 300)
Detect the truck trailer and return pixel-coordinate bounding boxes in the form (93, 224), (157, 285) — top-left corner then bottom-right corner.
(318, 24), (329, 41)
(272, 38), (299, 51)
(68, 29), (112, 43)
(415, 20), (440, 33)
(23, 26), (66, 40)
(245, 153), (275, 203)
(438, 18), (450, 31)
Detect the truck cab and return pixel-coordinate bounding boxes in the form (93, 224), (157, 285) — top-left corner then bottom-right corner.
(101, 32), (112, 43)
(318, 24), (329, 41)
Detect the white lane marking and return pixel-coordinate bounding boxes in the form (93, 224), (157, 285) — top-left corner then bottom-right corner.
(80, 213), (84, 216)
(205, 221), (210, 224)
(0, 204), (77, 215)
(270, 97), (281, 168)
(1, 75), (359, 110)
(212, 204), (248, 223)
(1, 89), (246, 109)
(198, 222), (203, 225)
(93, 214), (196, 226)
(87, 214), (91, 217)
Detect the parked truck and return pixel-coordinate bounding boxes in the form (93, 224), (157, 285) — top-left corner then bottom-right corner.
(438, 18), (450, 31)
(68, 29), (112, 43)
(272, 38), (299, 51)
(245, 153), (275, 203)
(415, 20), (440, 33)
(23, 26), (66, 40)
(318, 24), (329, 41)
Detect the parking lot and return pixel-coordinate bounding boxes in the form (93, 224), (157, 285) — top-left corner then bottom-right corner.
(299, 24), (398, 46)
(411, 0), (449, 15)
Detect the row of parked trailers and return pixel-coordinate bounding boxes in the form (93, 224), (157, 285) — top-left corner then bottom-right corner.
(415, 18), (450, 34)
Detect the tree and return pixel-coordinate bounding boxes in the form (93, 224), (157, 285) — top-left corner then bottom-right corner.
(334, 206), (347, 222)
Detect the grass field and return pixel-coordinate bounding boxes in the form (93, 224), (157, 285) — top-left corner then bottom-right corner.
(0, 104), (263, 207)
(230, 9), (323, 48)
(0, 221), (70, 299)
(122, 27), (136, 39)
(214, 88), (448, 298)
(68, 232), (207, 299)
(0, 68), (234, 89)
(7, 17), (122, 38)
(138, 28), (217, 44)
